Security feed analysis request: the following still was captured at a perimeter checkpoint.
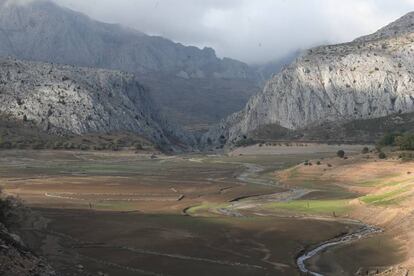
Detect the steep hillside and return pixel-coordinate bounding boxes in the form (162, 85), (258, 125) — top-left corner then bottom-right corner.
(203, 12), (414, 148)
(0, 0), (260, 129)
(0, 57), (193, 150)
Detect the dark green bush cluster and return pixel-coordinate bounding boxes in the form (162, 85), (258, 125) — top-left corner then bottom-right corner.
(399, 152), (414, 161)
(235, 137), (256, 147)
(378, 133), (401, 147)
(304, 160), (312, 166)
(377, 133), (414, 150)
(0, 135), (148, 152)
(361, 147), (369, 154)
(337, 150), (345, 158)
(395, 134), (414, 150)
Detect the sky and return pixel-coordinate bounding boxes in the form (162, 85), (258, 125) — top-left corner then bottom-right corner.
(52, 0), (414, 64)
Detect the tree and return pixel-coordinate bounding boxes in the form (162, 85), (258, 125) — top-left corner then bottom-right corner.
(395, 134), (414, 150)
(337, 150), (345, 158)
(378, 133), (401, 147)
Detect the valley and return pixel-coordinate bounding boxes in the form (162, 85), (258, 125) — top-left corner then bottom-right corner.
(0, 1), (414, 275)
(0, 144), (410, 275)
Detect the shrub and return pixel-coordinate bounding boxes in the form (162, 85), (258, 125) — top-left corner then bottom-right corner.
(80, 144), (90, 151)
(395, 134), (414, 150)
(32, 142), (45, 150)
(362, 147), (369, 154)
(316, 161), (321, 165)
(378, 133), (401, 147)
(134, 143), (144, 150)
(235, 137), (256, 148)
(63, 142), (73, 150)
(337, 150), (345, 158)
(378, 152), (387, 159)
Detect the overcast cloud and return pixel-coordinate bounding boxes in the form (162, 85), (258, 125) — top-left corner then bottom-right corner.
(52, 0), (414, 64)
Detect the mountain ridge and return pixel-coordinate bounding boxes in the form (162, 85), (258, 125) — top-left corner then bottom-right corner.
(0, 0), (261, 129)
(203, 12), (414, 148)
(0, 57), (194, 150)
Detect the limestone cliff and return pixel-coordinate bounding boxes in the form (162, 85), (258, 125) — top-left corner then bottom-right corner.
(0, 58), (193, 150)
(203, 12), (414, 147)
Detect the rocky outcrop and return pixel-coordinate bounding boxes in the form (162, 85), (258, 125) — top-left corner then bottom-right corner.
(0, 195), (55, 276)
(0, 222), (55, 276)
(203, 12), (414, 147)
(0, 57), (194, 150)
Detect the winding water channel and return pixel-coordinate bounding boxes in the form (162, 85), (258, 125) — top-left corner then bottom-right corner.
(296, 225), (383, 275)
(227, 161), (384, 275)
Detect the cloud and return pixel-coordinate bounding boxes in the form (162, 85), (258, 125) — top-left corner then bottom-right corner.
(52, 0), (414, 64)
(1, 0), (36, 5)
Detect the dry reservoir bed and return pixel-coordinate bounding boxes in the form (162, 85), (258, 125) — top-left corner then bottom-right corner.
(0, 145), (406, 276)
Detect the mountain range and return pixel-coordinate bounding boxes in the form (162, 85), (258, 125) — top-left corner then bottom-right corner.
(203, 12), (414, 148)
(0, 0), (263, 131)
(1, 0), (414, 150)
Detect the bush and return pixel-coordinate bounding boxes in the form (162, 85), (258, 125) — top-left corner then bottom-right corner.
(362, 147), (369, 154)
(399, 152), (414, 160)
(378, 152), (387, 159)
(395, 134), (414, 150)
(337, 150), (345, 158)
(316, 161), (321, 165)
(234, 137), (256, 147)
(378, 133), (401, 147)
(0, 197), (13, 225)
(134, 143), (144, 150)
(80, 144), (90, 151)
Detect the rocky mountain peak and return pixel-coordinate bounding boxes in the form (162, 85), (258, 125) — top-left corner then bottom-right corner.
(355, 11), (414, 42)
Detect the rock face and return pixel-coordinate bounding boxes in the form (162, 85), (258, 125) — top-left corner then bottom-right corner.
(0, 0), (260, 129)
(0, 196), (56, 276)
(0, 57), (193, 149)
(204, 12), (414, 147)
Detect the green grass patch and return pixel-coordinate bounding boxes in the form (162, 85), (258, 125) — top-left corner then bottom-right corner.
(186, 202), (230, 216)
(264, 199), (350, 215)
(356, 173), (402, 187)
(360, 187), (410, 206)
